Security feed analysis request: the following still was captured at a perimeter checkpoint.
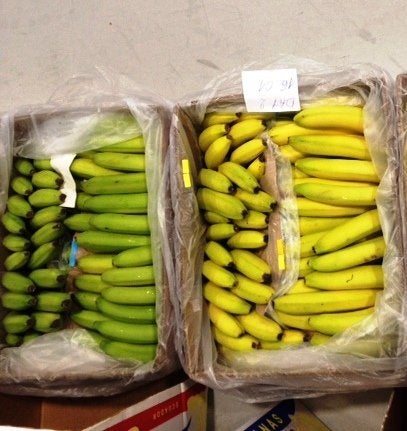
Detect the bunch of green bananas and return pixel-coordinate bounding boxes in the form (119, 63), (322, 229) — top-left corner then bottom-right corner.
(64, 135), (158, 363)
(1, 157), (71, 345)
(268, 104), (384, 346)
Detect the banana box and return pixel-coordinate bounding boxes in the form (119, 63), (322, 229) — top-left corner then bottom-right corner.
(169, 62), (407, 402)
(0, 82), (178, 397)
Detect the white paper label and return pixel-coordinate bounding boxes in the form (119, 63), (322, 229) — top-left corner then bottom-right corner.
(242, 69), (301, 112)
(50, 154), (77, 208)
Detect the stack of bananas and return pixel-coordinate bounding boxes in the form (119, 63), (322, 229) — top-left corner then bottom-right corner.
(1, 157), (71, 346)
(270, 105), (384, 346)
(64, 135), (158, 363)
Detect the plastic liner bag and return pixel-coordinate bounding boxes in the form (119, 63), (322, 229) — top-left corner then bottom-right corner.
(0, 69), (179, 397)
(168, 57), (407, 402)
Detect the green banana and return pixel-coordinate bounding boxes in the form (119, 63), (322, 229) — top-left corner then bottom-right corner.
(97, 135), (145, 154)
(4, 251), (30, 271)
(77, 253), (115, 274)
(33, 159), (53, 171)
(83, 193), (148, 214)
(234, 189), (276, 212)
(227, 230), (267, 249)
(101, 266), (155, 286)
(27, 241), (60, 269)
(94, 320), (157, 344)
(10, 176), (34, 196)
(273, 289), (379, 315)
(30, 221), (66, 247)
(36, 292), (72, 312)
(237, 311), (282, 342)
(112, 245), (153, 268)
(22, 331), (42, 344)
(100, 340), (156, 363)
(93, 152), (145, 172)
(28, 189), (66, 208)
(218, 161), (260, 193)
(7, 195), (34, 218)
(308, 236), (385, 272)
(28, 268), (68, 289)
(202, 260), (237, 288)
(5, 333), (23, 347)
(89, 213), (150, 234)
(198, 168), (235, 194)
(203, 281), (251, 315)
(32, 311), (64, 333)
(212, 326), (259, 351)
(230, 249), (272, 283)
(75, 231), (151, 253)
(31, 170), (63, 189)
(305, 265), (384, 290)
(70, 309), (112, 330)
(96, 297), (155, 323)
(100, 286), (156, 306)
(1, 271), (36, 294)
(206, 223), (238, 241)
(204, 241), (234, 268)
(14, 158), (35, 176)
(74, 273), (112, 293)
(196, 187), (247, 220)
(2, 234), (31, 252)
(234, 210), (268, 230)
(64, 213), (94, 231)
(308, 307), (375, 335)
(72, 291), (99, 311)
(313, 208), (382, 254)
(1, 292), (37, 311)
(1, 211), (27, 234)
(70, 158), (121, 179)
(207, 302), (245, 338)
(80, 172), (147, 195)
(2, 312), (34, 333)
(75, 192), (93, 210)
(30, 205), (67, 230)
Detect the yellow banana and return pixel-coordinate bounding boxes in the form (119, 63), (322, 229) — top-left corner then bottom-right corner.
(234, 189), (276, 213)
(202, 111), (238, 128)
(234, 210), (268, 230)
(230, 138), (267, 165)
(212, 326), (259, 351)
(296, 197), (369, 217)
(259, 329), (306, 350)
(198, 168), (235, 194)
(203, 281), (251, 315)
(294, 182), (378, 207)
(196, 187), (247, 220)
(286, 278), (319, 294)
(293, 177), (374, 188)
(233, 273), (274, 304)
(298, 257), (313, 277)
(238, 310), (282, 341)
(207, 302), (245, 338)
(274, 310), (313, 331)
(218, 161), (260, 193)
(230, 249), (271, 283)
(247, 156), (266, 180)
(203, 211), (229, 224)
(305, 265), (383, 290)
(309, 332), (331, 346)
(206, 223), (238, 241)
(308, 235), (385, 272)
(236, 112), (273, 122)
(295, 157), (379, 183)
(313, 208), (382, 254)
(300, 230), (330, 258)
(289, 134), (371, 160)
(273, 289), (379, 315)
(228, 118), (266, 148)
(292, 166), (309, 179)
(198, 123), (229, 152)
(278, 144), (305, 163)
(202, 260), (237, 288)
(227, 230), (267, 249)
(308, 307), (375, 335)
(204, 135), (232, 169)
(293, 105), (364, 134)
(299, 216), (350, 236)
(204, 241), (234, 268)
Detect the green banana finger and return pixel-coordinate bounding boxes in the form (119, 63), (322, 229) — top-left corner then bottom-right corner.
(36, 292), (72, 312)
(70, 158), (122, 179)
(77, 254), (115, 274)
(83, 193), (148, 214)
(28, 268), (68, 289)
(2, 234), (31, 252)
(7, 195), (34, 218)
(14, 158), (35, 176)
(1, 292), (37, 311)
(70, 309), (112, 330)
(1, 271), (37, 294)
(30, 206), (67, 230)
(101, 286), (156, 305)
(63, 213), (94, 232)
(93, 152), (145, 172)
(33, 159), (53, 171)
(112, 245), (153, 268)
(74, 273), (112, 293)
(1, 211), (27, 235)
(97, 135), (145, 154)
(89, 213), (150, 234)
(32, 311), (64, 333)
(80, 172), (147, 195)
(101, 266), (155, 286)
(76, 231), (151, 253)
(96, 297), (155, 323)
(27, 241), (60, 269)
(75, 192), (93, 210)
(100, 340), (156, 363)
(30, 221), (66, 247)
(28, 189), (66, 208)
(73, 291), (100, 311)
(2, 312), (34, 333)
(5, 333), (23, 347)
(4, 251), (30, 271)
(94, 320), (157, 344)
(31, 170), (63, 189)
(10, 176), (34, 196)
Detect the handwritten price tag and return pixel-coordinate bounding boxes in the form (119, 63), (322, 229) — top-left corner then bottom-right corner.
(242, 69), (301, 113)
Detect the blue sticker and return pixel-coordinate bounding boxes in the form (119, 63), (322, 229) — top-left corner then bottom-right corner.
(68, 238), (78, 267)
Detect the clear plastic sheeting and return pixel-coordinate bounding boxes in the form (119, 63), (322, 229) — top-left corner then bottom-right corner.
(168, 58), (407, 402)
(0, 69), (179, 397)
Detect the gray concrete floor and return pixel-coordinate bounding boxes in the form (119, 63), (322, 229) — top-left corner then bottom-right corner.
(1, 0), (405, 429)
